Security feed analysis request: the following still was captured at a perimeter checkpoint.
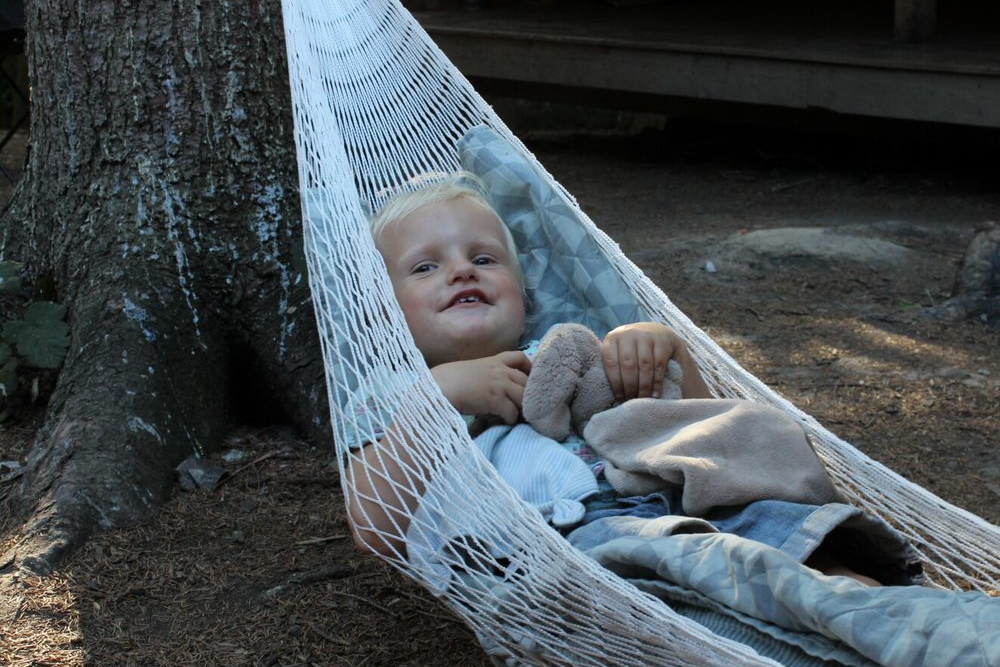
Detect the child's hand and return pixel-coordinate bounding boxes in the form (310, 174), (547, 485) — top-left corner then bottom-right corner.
(431, 351), (532, 424)
(601, 322), (685, 401)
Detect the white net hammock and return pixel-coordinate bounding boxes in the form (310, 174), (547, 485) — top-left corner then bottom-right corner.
(279, 0), (1000, 665)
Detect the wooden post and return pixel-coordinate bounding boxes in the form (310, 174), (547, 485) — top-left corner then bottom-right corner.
(895, 0), (937, 42)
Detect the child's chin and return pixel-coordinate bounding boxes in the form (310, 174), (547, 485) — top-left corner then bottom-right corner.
(443, 313), (493, 331)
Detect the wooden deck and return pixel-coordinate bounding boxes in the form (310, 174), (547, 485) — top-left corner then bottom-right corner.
(414, 0), (1000, 128)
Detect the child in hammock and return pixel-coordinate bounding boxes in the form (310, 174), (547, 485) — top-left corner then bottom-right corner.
(343, 171), (921, 587)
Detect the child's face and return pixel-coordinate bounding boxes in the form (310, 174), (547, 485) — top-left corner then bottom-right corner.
(378, 198), (525, 368)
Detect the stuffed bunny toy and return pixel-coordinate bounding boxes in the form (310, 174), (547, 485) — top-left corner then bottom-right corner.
(521, 324), (842, 514)
(522, 323), (682, 442)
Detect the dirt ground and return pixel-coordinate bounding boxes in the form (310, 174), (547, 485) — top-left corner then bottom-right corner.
(1, 114), (998, 667)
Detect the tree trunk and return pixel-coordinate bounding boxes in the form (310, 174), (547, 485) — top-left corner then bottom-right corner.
(0, 0), (328, 573)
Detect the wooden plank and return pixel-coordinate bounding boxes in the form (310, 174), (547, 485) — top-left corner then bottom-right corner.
(428, 31), (1000, 128)
(416, 4), (1000, 74)
(894, 0), (937, 42)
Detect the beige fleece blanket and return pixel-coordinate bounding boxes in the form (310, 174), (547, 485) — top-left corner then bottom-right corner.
(582, 398), (843, 516)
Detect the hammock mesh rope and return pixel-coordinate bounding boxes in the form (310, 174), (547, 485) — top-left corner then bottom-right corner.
(280, 0), (1000, 664)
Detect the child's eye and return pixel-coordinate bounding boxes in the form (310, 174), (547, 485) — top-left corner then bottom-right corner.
(412, 263), (436, 274)
(473, 256), (496, 266)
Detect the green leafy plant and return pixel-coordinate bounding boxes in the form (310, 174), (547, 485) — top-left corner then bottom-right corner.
(3, 301), (71, 370)
(0, 261), (23, 295)
(0, 261), (71, 400)
(0, 341), (18, 396)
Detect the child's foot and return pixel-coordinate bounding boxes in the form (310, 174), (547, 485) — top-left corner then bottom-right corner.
(806, 550), (882, 587)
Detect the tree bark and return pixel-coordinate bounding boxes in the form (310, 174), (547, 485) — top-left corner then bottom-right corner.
(1, 0), (328, 573)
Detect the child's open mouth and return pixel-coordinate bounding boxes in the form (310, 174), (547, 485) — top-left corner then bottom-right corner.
(446, 289), (488, 309)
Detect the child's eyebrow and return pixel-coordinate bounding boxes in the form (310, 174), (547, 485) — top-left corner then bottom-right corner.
(474, 241), (504, 253)
(394, 247), (431, 267)
(475, 235), (509, 253)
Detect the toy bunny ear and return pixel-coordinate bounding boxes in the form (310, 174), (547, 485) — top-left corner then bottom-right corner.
(523, 324), (595, 441)
(569, 362), (615, 435)
(524, 397), (573, 443)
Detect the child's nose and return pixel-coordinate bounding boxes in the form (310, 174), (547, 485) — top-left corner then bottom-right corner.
(448, 259), (477, 282)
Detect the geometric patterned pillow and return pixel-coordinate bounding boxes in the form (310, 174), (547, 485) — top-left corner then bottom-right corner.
(458, 124), (647, 341)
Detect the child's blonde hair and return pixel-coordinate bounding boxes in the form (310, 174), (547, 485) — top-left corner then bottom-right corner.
(370, 171), (521, 280)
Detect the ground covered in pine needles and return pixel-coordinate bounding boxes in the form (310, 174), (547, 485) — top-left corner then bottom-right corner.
(2, 116), (999, 666)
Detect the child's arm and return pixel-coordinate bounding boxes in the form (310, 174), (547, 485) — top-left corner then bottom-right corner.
(601, 322), (712, 401)
(346, 429), (425, 557)
(347, 350), (532, 556)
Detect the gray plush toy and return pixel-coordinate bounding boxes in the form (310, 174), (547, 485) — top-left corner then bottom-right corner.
(522, 323), (683, 442)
